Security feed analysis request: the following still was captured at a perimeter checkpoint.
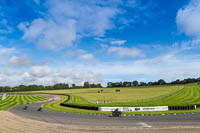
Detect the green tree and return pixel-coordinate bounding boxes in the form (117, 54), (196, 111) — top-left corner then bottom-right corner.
(83, 82), (90, 88)
(158, 79), (166, 85)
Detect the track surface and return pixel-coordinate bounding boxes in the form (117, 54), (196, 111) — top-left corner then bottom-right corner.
(8, 97), (200, 129)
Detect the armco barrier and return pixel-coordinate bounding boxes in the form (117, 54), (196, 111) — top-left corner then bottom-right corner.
(168, 105), (195, 110)
(60, 94), (98, 111)
(60, 103), (98, 110)
(196, 104), (200, 108)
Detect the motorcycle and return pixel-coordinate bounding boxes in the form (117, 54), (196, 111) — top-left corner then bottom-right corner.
(23, 104), (29, 110)
(111, 109), (122, 117)
(37, 107), (42, 111)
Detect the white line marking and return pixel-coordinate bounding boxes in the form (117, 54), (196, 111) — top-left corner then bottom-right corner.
(138, 122), (152, 128)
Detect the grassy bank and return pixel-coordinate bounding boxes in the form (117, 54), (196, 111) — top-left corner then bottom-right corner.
(0, 95), (48, 110)
(43, 95), (200, 115)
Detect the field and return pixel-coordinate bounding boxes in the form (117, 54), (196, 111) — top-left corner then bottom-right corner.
(65, 84), (200, 107)
(43, 83), (200, 114)
(0, 95), (48, 110)
(33, 85), (184, 105)
(2, 83), (200, 114)
(44, 95), (102, 114)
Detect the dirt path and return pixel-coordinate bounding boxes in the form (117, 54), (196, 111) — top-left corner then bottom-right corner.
(1, 111), (200, 133)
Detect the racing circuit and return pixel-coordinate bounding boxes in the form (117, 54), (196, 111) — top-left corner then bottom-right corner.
(8, 95), (200, 129)
(1, 84), (200, 132)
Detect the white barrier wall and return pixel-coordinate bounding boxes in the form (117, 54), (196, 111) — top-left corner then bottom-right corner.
(2, 94), (6, 100)
(99, 106), (168, 112)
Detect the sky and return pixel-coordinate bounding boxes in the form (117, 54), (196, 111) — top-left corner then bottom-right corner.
(0, 0), (200, 86)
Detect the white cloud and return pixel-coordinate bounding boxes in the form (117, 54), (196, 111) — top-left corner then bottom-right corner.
(0, 19), (13, 34)
(108, 46), (143, 57)
(0, 45), (19, 66)
(110, 40), (126, 45)
(7, 55), (32, 67)
(62, 49), (96, 61)
(19, 19), (76, 50)
(68, 40), (200, 82)
(76, 54), (200, 83)
(62, 49), (86, 59)
(0, 69), (24, 86)
(48, 0), (119, 37)
(18, 0), (156, 51)
(29, 66), (53, 78)
(6, 54), (49, 67)
(78, 53), (94, 60)
(0, 45), (17, 56)
(176, 0), (200, 38)
(0, 41), (200, 86)
(53, 69), (102, 85)
(20, 66), (102, 86)
(18, 0), (121, 50)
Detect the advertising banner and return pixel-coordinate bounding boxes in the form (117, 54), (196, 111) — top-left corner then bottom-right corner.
(99, 106), (168, 112)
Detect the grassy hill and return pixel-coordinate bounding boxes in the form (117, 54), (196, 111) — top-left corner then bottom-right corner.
(43, 83), (200, 114)
(33, 84), (183, 103)
(0, 95), (48, 110)
(63, 84), (200, 107)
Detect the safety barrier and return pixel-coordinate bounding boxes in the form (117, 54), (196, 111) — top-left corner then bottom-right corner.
(60, 103), (98, 110)
(60, 94), (98, 110)
(168, 105), (196, 110)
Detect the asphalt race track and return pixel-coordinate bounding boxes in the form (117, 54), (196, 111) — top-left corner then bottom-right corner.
(9, 97), (200, 129)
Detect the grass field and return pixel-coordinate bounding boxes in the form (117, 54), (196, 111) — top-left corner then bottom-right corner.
(44, 95), (103, 114)
(44, 92), (200, 115)
(32, 84), (184, 105)
(6, 83), (200, 114)
(40, 84), (192, 114)
(0, 95), (48, 110)
(63, 83), (200, 107)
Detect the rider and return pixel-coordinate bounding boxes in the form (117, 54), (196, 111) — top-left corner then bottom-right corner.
(112, 108), (122, 117)
(37, 105), (43, 111)
(24, 102), (29, 109)
(114, 108), (119, 113)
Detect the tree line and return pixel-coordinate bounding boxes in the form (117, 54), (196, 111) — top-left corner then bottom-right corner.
(0, 82), (102, 92)
(107, 78), (200, 88)
(0, 77), (200, 92)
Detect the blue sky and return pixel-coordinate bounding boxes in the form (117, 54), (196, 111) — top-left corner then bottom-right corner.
(0, 0), (200, 86)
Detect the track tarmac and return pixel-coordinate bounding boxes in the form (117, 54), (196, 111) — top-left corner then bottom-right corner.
(9, 99), (200, 130)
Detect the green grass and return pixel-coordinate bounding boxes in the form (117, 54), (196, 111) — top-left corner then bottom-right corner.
(0, 95), (48, 110)
(7, 83), (200, 114)
(44, 94), (200, 115)
(62, 84), (200, 107)
(140, 83), (200, 106)
(42, 83), (200, 114)
(44, 95), (104, 114)
(29, 84), (183, 105)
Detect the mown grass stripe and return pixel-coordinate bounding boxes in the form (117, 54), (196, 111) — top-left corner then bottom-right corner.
(0, 95), (48, 110)
(59, 84), (200, 107)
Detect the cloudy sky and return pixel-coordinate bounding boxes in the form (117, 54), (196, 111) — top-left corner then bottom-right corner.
(0, 0), (200, 86)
